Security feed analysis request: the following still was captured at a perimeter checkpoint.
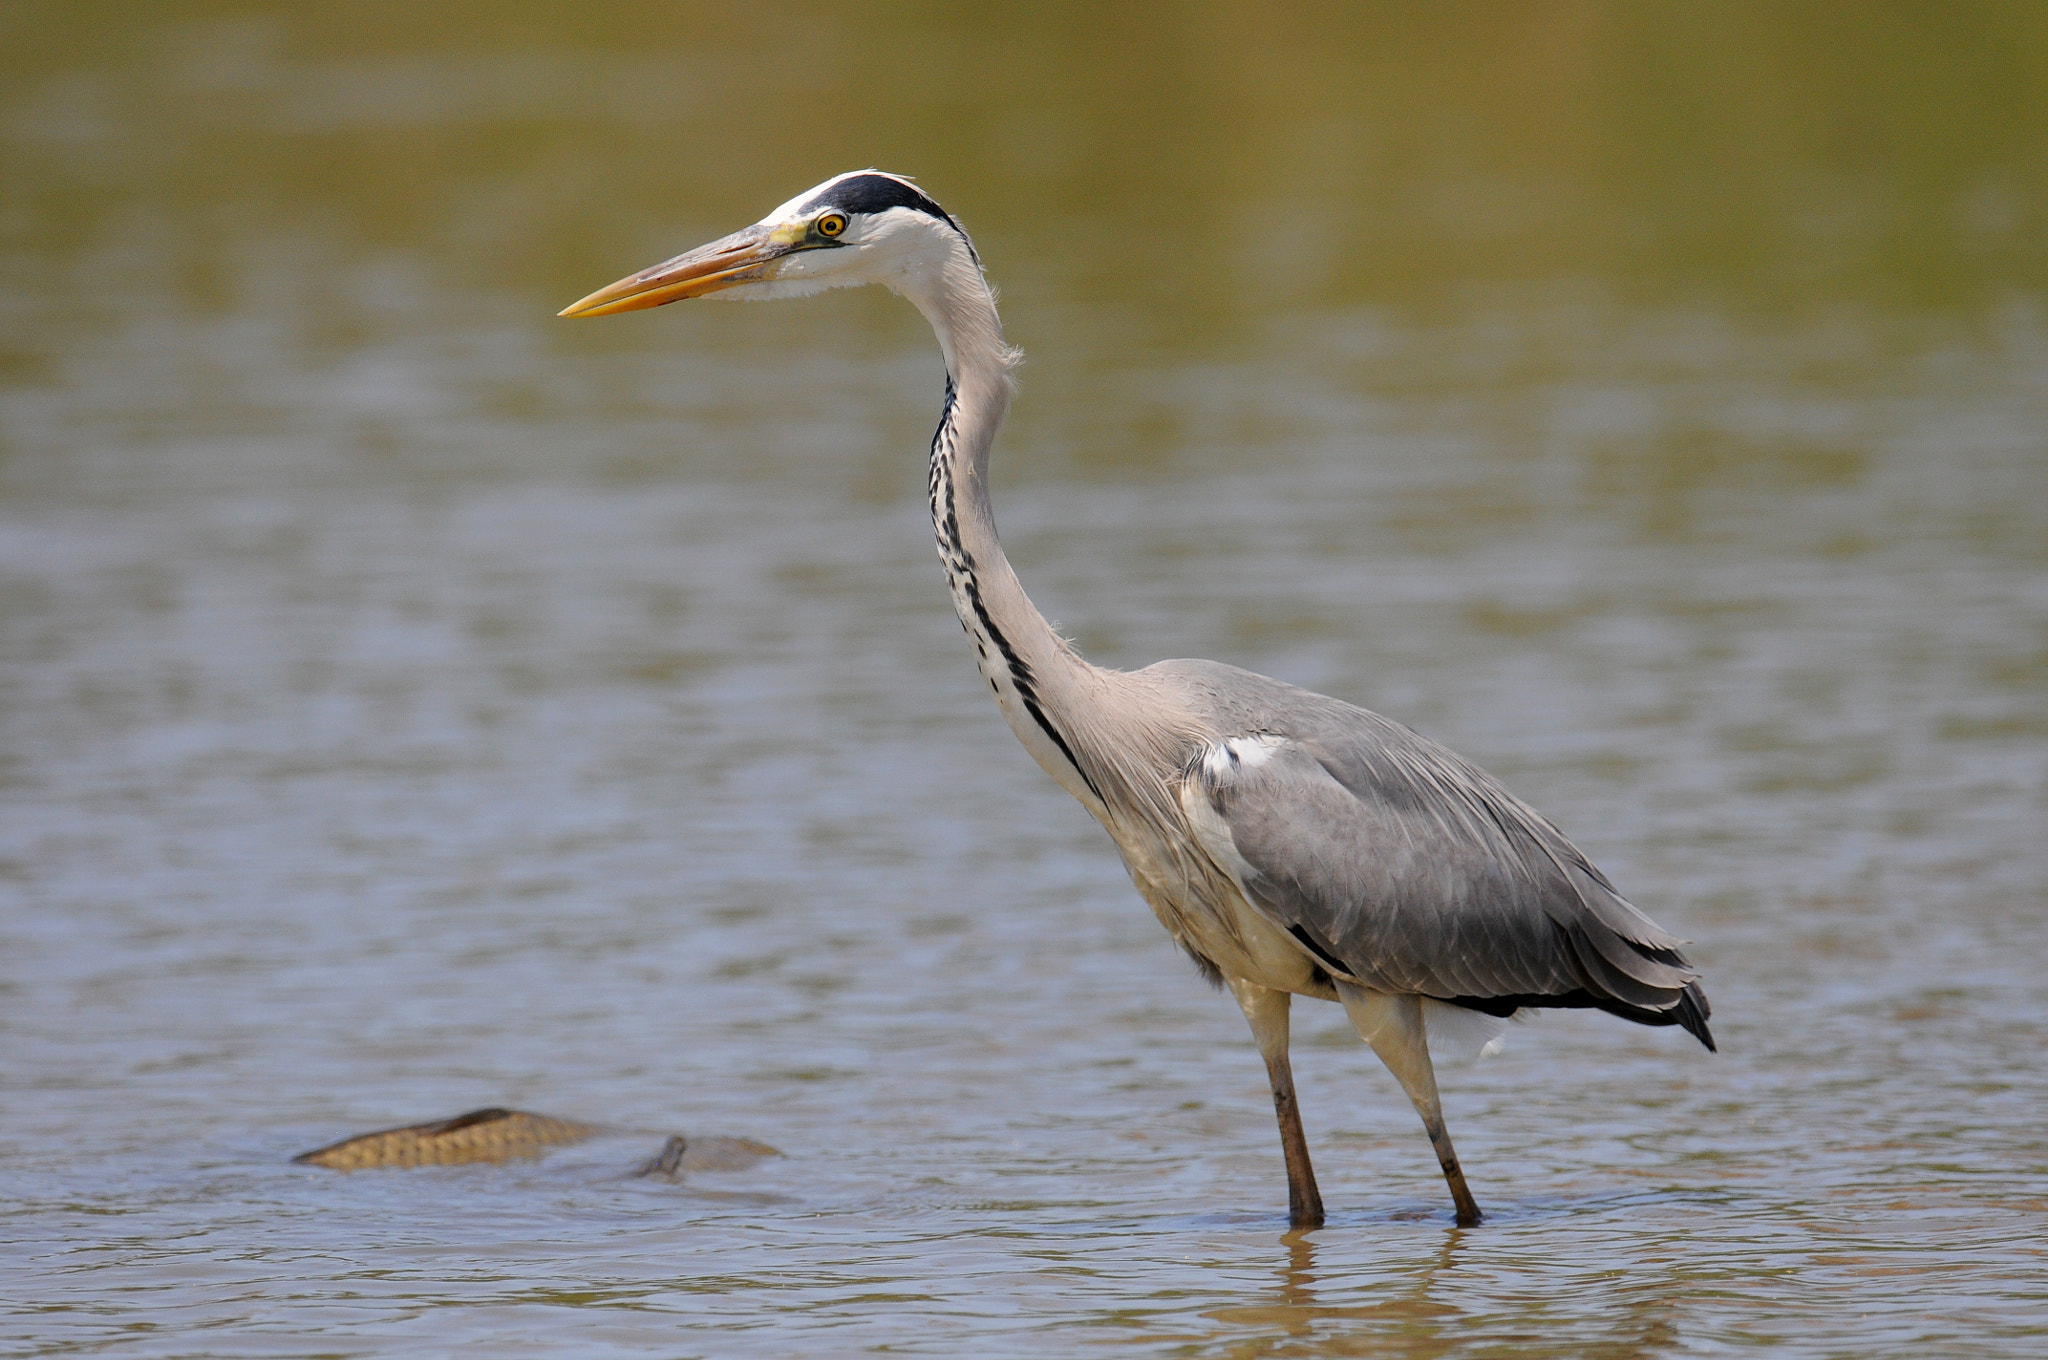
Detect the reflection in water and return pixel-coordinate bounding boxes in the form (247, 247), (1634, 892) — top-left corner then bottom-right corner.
(1204, 1230), (1463, 1340)
(1207, 1230), (1689, 1359)
(3, 4), (2047, 1358)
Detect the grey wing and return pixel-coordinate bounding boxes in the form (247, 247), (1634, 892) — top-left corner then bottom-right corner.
(1179, 703), (1712, 1046)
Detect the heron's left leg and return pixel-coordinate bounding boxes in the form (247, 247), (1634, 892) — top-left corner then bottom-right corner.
(1335, 982), (1482, 1227)
(1227, 977), (1325, 1229)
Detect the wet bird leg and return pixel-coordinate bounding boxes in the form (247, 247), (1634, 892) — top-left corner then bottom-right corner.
(1337, 983), (1483, 1227)
(1229, 978), (1326, 1229)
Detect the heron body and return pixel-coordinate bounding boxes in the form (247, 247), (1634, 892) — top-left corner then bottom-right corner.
(563, 171), (1714, 1228)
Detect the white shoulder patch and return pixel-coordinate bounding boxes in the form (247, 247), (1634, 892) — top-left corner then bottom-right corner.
(1182, 734), (1295, 900)
(1198, 733), (1290, 785)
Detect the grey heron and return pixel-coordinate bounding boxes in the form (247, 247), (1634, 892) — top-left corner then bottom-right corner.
(561, 171), (1714, 1228)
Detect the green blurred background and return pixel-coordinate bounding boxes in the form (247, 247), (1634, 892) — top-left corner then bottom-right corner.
(7, 0), (2046, 336)
(10, 0), (2048, 542)
(5, 7), (2048, 1353)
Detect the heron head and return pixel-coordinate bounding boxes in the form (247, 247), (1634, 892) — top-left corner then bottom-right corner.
(558, 170), (972, 317)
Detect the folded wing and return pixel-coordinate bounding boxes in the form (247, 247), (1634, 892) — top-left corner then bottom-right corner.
(1178, 701), (1713, 1049)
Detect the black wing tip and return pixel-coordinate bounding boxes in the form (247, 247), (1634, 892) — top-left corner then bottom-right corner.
(1573, 923), (1717, 1051)
(1676, 981), (1716, 1052)
(1446, 978), (1717, 1050)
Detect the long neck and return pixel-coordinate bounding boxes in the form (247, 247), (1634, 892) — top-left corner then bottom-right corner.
(900, 245), (1112, 815)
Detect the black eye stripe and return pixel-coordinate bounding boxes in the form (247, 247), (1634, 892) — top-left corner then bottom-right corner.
(799, 173), (952, 222)
(795, 173), (979, 266)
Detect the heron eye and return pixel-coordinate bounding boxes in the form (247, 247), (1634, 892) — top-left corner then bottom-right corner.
(816, 213), (847, 238)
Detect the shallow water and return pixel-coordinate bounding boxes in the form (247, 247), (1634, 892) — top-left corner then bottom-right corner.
(4, 6), (2047, 1357)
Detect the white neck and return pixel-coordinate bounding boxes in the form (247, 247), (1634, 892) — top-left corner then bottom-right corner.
(893, 237), (1112, 814)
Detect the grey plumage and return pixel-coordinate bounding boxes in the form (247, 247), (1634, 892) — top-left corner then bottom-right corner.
(561, 170), (1715, 1229)
(1160, 660), (1712, 1041)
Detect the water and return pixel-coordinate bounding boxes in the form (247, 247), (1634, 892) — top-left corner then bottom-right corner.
(4, 6), (2047, 1356)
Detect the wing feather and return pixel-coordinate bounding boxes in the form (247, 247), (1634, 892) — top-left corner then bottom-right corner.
(1159, 661), (1710, 1045)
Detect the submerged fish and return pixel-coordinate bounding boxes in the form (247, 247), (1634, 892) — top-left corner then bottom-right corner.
(632, 1134), (781, 1180)
(293, 1107), (602, 1170)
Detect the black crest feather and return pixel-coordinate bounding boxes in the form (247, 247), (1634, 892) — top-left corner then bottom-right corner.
(800, 172), (954, 225)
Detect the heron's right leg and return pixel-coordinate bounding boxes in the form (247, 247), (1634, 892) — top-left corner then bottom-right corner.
(1336, 982), (1482, 1227)
(1227, 977), (1325, 1229)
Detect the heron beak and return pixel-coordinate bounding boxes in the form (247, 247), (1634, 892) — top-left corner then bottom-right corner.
(558, 224), (795, 317)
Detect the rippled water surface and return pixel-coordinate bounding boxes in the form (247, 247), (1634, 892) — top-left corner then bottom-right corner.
(4, 6), (2047, 1356)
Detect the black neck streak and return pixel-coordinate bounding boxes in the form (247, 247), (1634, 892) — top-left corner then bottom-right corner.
(928, 381), (1103, 804)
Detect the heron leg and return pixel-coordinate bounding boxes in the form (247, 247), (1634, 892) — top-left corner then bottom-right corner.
(1335, 983), (1482, 1227)
(1227, 977), (1325, 1229)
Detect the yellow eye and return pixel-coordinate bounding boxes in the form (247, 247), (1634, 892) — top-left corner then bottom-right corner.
(816, 213), (847, 238)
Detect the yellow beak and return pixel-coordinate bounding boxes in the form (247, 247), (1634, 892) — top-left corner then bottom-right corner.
(558, 225), (792, 317)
